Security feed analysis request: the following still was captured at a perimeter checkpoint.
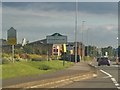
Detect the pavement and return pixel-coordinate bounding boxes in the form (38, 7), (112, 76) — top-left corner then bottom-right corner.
(2, 61), (96, 88)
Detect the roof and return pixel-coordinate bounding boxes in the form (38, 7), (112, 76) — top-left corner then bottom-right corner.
(51, 33), (62, 36)
(29, 39), (48, 45)
(8, 27), (16, 31)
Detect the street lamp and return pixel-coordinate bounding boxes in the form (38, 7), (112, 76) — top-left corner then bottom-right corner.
(74, 0), (78, 63)
(81, 21), (85, 61)
(116, 37), (119, 64)
(87, 28), (90, 57)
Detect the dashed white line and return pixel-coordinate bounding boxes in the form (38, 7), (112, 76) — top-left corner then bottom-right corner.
(117, 87), (120, 89)
(100, 69), (120, 89)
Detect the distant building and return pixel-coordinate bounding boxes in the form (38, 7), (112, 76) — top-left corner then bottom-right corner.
(0, 39), (8, 53)
(66, 42), (85, 60)
(28, 39), (53, 55)
(0, 39), (8, 46)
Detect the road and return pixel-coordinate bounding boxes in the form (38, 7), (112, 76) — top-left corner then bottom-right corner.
(57, 61), (120, 89)
(2, 61), (120, 89)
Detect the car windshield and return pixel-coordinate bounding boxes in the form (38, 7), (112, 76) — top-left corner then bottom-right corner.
(101, 57), (108, 60)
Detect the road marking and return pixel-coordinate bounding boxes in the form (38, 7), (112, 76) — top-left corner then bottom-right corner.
(115, 83), (119, 86)
(29, 73), (93, 88)
(102, 76), (110, 79)
(117, 87), (120, 89)
(93, 74), (97, 77)
(100, 70), (112, 78)
(100, 69), (119, 89)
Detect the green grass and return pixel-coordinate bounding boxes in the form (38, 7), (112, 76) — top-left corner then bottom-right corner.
(2, 60), (73, 79)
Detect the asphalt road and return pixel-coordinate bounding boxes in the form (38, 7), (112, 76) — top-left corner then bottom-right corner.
(3, 60), (120, 89)
(58, 61), (120, 89)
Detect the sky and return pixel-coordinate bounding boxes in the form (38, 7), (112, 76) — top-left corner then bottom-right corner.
(1, 0), (120, 2)
(2, 2), (118, 48)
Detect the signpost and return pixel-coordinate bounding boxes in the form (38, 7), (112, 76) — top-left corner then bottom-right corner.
(46, 33), (67, 66)
(7, 27), (17, 63)
(63, 44), (66, 66)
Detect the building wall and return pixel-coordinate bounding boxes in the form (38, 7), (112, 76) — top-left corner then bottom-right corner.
(66, 42), (85, 57)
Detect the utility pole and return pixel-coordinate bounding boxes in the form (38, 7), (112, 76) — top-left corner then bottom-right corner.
(75, 0), (78, 63)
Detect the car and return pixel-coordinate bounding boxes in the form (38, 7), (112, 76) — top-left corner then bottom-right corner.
(98, 57), (110, 66)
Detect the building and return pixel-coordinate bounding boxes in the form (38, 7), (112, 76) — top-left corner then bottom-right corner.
(66, 42), (85, 61)
(28, 39), (53, 55)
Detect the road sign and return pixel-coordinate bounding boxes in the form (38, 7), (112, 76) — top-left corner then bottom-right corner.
(7, 38), (16, 45)
(46, 33), (67, 44)
(63, 44), (66, 52)
(7, 27), (17, 45)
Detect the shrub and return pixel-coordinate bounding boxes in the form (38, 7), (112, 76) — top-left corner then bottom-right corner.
(39, 64), (51, 70)
(31, 58), (42, 61)
(2, 53), (10, 58)
(28, 54), (41, 59)
(14, 54), (20, 59)
(2, 57), (10, 64)
(29, 54), (47, 61)
(19, 54), (29, 59)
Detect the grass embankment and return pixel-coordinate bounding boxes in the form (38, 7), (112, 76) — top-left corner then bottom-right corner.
(2, 60), (73, 79)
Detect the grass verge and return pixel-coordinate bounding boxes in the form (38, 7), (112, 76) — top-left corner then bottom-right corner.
(2, 60), (73, 79)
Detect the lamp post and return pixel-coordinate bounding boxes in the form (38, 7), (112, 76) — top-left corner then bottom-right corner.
(75, 0), (78, 63)
(81, 21), (85, 61)
(87, 28), (89, 57)
(116, 37), (119, 64)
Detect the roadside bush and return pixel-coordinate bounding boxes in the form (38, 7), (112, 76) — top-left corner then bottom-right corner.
(29, 54), (47, 61)
(39, 64), (51, 70)
(31, 58), (42, 61)
(19, 54), (30, 60)
(40, 55), (47, 61)
(2, 53), (10, 58)
(84, 56), (93, 61)
(51, 55), (58, 60)
(2, 57), (10, 64)
(28, 54), (41, 59)
(14, 54), (20, 59)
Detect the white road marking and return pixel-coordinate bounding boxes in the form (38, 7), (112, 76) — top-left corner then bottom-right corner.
(100, 69), (120, 89)
(111, 78), (117, 83)
(117, 87), (120, 89)
(102, 76), (110, 79)
(93, 74), (97, 77)
(115, 83), (119, 86)
(100, 70), (112, 78)
(29, 73), (93, 88)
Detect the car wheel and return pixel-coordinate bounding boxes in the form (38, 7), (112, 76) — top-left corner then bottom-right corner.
(107, 64), (110, 66)
(98, 64), (100, 66)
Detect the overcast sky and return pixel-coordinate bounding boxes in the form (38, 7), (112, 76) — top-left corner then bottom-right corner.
(2, 2), (118, 48)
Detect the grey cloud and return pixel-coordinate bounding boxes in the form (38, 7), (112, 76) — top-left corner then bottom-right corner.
(3, 2), (118, 15)
(81, 26), (118, 47)
(2, 2), (118, 48)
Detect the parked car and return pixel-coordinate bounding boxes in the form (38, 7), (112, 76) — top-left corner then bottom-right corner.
(98, 57), (110, 66)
